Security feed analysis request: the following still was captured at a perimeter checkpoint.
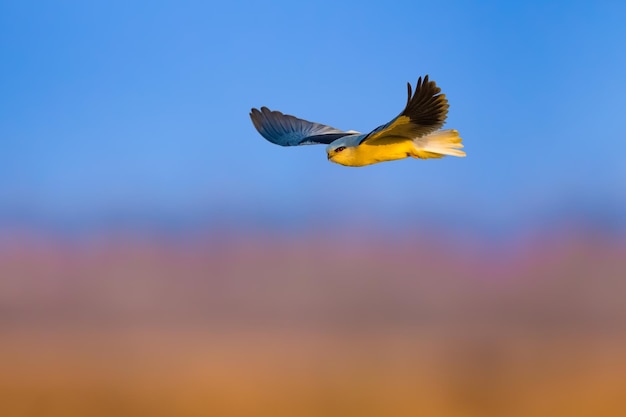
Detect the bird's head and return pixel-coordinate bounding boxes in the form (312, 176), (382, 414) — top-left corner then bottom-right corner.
(326, 139), (356, 166)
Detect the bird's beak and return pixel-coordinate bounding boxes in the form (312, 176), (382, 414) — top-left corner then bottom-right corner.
(327, 153), (332, 160)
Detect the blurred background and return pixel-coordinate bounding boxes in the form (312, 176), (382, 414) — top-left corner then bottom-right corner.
(1, 1), (626, 416)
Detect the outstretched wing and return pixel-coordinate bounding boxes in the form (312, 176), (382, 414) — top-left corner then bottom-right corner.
(250, 106), (356, 146)
(360, 75), (449, 145)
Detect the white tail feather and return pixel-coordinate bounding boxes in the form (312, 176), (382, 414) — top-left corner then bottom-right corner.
(413, 129), (465, 158)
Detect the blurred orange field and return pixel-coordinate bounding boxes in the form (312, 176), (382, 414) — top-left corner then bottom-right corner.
(1, 234), (625, 416)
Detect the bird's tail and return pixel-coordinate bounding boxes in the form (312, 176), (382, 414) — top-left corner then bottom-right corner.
(411, 129), (466, 159)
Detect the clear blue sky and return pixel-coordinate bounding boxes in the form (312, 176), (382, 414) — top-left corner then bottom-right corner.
(1, 1), (625, 236)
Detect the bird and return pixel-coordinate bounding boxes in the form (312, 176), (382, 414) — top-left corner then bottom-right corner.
(249, 75), (465, 167)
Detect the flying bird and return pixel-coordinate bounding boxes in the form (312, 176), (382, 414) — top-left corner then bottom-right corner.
(250, 75), (465, 167)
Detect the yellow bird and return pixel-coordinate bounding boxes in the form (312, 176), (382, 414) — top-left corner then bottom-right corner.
(250, 75), (465, 167)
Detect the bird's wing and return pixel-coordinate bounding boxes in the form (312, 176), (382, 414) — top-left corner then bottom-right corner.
(250, 106), (356, 146)
(359, 75), (449, 146)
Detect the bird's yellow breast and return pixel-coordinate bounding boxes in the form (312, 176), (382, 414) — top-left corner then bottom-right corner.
(330, 140), (415, 167)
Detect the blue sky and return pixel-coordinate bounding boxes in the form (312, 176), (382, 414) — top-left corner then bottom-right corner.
(1, 1), (625, 235)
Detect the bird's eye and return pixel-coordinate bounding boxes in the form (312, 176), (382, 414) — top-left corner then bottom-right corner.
(335, 146), (346, 153)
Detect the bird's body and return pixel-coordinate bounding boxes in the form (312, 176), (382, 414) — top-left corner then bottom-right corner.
(325, 129), (463, 166)
(326, 134), (415, 166)
(250, 75), (465, 167)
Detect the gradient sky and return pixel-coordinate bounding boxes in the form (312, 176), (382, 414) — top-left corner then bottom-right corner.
(1, 1), (625, 235)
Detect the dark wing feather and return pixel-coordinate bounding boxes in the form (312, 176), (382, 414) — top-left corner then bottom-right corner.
(250, 107), (354, 146)
(360, 75), (449, 145)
